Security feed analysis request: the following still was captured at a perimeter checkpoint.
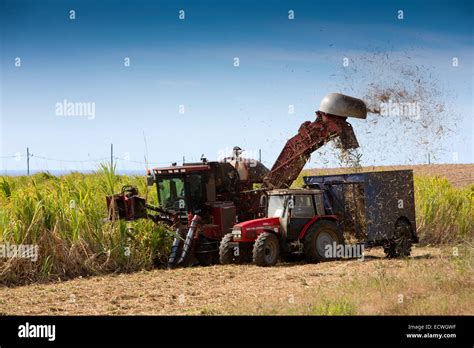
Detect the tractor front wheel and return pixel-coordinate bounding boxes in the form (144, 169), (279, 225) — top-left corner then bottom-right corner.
(303, 220), (344, 263)
(219, 233), (239, 264)
(253, 232), (280, 267)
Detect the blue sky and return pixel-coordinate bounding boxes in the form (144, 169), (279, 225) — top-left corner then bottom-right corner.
(1, 0), (472, 173)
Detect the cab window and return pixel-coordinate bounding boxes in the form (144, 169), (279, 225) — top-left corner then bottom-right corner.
(291, 195), (314, 218)
(314, 193), (326, 215)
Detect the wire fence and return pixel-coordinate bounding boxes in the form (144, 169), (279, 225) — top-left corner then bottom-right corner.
(0, 151), (181, 175)
(0, 148), (271, 175)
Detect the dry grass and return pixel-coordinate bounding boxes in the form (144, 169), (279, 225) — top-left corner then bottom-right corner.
(306, 164), (474, 188)
(0, 245), (471, 315)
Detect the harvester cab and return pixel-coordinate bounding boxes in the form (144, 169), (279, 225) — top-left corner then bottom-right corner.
(151, 163), (230, 221)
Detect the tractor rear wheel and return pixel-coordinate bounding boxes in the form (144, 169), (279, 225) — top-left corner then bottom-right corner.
(384, 220), (412, 258)
(252, 232), (280, 267)
(303, 220), (344, 263)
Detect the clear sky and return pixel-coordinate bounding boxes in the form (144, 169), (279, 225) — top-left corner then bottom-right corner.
(1, 0), (472, 173)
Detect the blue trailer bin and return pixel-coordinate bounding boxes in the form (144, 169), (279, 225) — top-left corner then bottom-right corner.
(303, 170), (418, 246)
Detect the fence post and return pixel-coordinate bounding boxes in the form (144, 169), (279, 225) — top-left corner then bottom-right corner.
(27, 147), (30, 176)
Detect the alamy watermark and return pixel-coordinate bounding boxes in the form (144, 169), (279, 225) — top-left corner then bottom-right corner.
(18, 322), (55, 341)
(324, 242), (365, 261)
(0, 243), (39, 262)
(379, 99), (421, 119)
(55, 99), (96, 120)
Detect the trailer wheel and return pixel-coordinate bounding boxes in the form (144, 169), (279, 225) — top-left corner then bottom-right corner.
(253, 232), (280, 267)
(384, 220), (412, 258)
(303, 220), (344, 263)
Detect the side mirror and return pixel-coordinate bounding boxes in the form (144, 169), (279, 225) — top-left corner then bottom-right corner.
(146, 175), (155, 187)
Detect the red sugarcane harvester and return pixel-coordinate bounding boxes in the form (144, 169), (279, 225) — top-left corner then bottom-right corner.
(106, 93), (368, 267)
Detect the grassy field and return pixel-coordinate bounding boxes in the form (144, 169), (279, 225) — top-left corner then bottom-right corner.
(0, 164), (472, 290)
(0, 166), (173, 285)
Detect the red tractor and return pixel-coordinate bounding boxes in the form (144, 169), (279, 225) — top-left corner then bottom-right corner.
(219, 188), (344, 266)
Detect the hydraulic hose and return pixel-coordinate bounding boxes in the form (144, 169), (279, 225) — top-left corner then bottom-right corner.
(177, 215), (202, 265)
(167, 228), (182, 268)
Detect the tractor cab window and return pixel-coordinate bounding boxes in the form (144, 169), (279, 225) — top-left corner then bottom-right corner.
(313, 193), (326, 215)
(291, 195), (315, 218)
(158, 177), (186, 210)
(267, 195), (289, 218)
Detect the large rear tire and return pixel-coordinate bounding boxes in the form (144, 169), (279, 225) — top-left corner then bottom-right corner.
(252, 232), (280, 267)
(303, 220), (344, 263)
(384, 220), (412, 258)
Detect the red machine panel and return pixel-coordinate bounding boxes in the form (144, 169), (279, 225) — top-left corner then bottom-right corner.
(210, 201), (236, 238)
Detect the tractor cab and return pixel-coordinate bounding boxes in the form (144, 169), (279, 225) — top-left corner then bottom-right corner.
(232, 189), (328, 243)
(266, 189), (327, 241)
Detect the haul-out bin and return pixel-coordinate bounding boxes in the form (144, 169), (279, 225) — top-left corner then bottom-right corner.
(303, 170), (418, 246)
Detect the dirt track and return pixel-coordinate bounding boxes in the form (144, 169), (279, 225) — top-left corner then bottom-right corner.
(1, 246), (472, 315)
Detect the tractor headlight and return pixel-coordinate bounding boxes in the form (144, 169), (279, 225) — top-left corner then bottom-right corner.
(231, 228), (242, 241)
